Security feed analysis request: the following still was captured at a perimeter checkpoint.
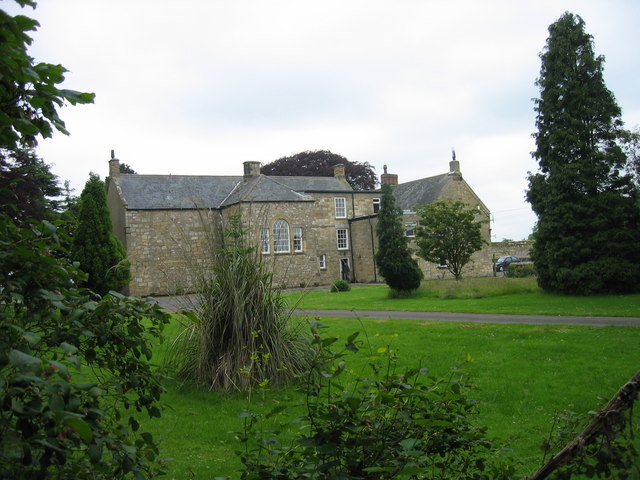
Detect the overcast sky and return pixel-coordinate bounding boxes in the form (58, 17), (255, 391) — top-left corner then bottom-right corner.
(7, 0), (640, 240)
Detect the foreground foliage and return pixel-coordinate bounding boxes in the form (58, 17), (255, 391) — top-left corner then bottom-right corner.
(0, 0), (95, 151)
(236, 322), (516, 479)
(167, 216), (310, 391)
(527, 12), (640, 294)
(0, 214), (169, 479)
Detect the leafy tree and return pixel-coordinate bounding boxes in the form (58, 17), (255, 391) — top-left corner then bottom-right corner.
(375, 184), (423, 293)
(72, 173), (130, 295)
(105, 162), (136, 186)
(620, 126), (640, 187)
(0, 214), (169, 479)
(526, 12), (640, 294)
(261, 150), (378, 190)
(119, 162), (136, 174)
(0, 148), (61, 220)
(415, 201), (485, 280)
(0, 1), (94, 151)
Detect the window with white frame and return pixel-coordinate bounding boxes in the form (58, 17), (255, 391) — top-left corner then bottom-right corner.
(373, 197), (380, 214)
(319, 254), (327, 270)
(260, 227), (270, 254)
(273, 219), (290, 253)
(293, 226), (303, 252)
(405, 222), (416, 237)
(334, 197), (346, 218)
(336, 228), (349, 250)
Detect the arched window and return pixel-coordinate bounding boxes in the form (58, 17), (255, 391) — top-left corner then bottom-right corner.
(273, 219), (290, 253)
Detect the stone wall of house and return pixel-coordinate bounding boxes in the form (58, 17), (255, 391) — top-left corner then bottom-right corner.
(124, 209), (219, 296)
(239, 191), (380, 288)
(350, 216), (379, 283)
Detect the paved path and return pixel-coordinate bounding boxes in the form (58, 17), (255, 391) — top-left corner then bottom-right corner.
(154, 296), (640, 327)
(293, 309), (640, 327)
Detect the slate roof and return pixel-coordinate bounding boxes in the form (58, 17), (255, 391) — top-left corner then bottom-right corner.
(392, 173), (452, 211)
(113, 174), (352, 210)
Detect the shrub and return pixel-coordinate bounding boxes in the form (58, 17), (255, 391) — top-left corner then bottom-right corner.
(330, 279), (351, 292)
(166, 215), (310, 391)
(506, 263), (536, 278)
(236, 323), (516, 479)
(0, 214), (169, 479)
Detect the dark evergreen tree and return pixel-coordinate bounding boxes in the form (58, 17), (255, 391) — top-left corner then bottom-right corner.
(0, 149), (61, 221)
(72, 173), (130, 294)
(527, 12), (640, 294)
(375, 183), (423, 293)
(261, 150), (378, 190)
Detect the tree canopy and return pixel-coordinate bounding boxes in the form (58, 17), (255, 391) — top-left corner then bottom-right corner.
(261, 150), (378, 190)
(526, 12), (640, 294)
(375, 183), (423, 293)
(415, 201), (485, 280)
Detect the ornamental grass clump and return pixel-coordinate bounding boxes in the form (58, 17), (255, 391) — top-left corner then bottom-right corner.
(167, 216), (310, 391)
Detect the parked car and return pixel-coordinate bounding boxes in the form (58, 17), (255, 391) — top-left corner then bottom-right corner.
(495, 255), (520, 272)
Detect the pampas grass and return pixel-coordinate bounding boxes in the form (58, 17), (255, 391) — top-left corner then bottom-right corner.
(166, 215), (310, 391)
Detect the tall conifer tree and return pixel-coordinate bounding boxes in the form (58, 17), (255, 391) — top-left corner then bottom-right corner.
(527, 12), (640, 294)
(72, 173), (130, 294)
(375, 183), (423, 293)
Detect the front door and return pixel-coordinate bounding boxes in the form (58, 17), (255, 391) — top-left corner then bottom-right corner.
(340, 258), (350, 281)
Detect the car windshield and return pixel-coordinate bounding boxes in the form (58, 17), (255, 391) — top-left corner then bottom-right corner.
(497, 257), (507, 262)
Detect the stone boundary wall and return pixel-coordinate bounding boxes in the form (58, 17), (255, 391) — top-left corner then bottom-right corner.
(489, 240), (534, 262)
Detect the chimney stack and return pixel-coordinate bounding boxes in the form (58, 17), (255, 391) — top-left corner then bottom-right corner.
(380, 164), (398, 185)
(449, 148), (461, 177)
(243, 161), (261, 180)
(109, 150), (120, 178)
(332, 163), (345, 178)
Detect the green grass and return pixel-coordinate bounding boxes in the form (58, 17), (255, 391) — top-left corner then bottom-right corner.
(141, 313), (640, 479)
(287, 277), (640, 317)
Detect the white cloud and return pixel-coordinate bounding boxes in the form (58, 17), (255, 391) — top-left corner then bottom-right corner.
(6, 0), (639, 241)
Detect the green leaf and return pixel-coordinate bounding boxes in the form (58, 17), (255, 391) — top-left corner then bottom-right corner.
(49, 394), (64, 413)
(9, 349), (42, 370)
(400, 438), (420, 450)
(66, 416), (93, 443)
(88, 443), (102, 463)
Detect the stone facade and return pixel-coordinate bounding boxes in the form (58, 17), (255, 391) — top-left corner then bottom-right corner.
(108, 157), (495, 296)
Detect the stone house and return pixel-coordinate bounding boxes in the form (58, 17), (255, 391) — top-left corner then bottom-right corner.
(107, 155), (492, 296)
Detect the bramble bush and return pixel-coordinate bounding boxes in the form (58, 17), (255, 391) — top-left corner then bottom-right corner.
(0, 214), (170, 479)
(235, 321), (516, 479)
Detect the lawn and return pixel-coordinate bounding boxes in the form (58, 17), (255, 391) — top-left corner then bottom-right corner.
(286, 277), (640, 317)
(141, 309), (640, 479)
